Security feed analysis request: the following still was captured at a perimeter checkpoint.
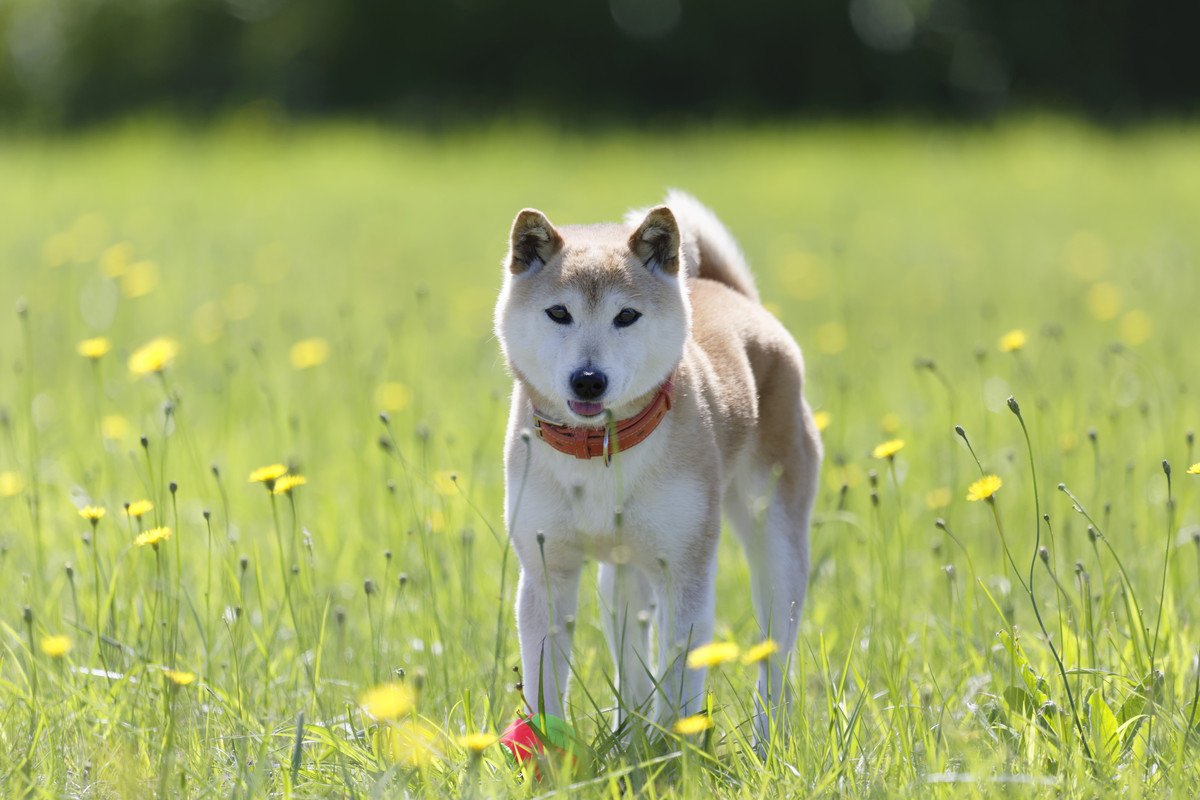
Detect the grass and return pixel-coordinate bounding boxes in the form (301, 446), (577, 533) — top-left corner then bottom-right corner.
(0, 116), (1198, 797)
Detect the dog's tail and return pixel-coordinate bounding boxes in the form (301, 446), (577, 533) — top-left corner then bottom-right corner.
(626, 190), (759, 302)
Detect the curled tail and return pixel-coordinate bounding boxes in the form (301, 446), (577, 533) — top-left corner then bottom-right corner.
(626, 189), (760, 302)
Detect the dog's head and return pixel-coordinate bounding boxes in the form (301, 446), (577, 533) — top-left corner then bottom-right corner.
(494, 206), (690, 426)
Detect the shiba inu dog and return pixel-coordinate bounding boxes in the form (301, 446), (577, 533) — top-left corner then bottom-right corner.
(494, 191), (822, 742)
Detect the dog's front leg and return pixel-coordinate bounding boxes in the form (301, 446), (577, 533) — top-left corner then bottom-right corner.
(516, 563), (581, 719)
(652, 522), (719, 727)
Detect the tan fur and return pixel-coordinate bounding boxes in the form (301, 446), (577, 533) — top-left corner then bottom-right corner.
(495, 193), (822, 743)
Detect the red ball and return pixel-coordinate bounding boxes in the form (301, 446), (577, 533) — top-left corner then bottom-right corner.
(499, 714), (576, 766)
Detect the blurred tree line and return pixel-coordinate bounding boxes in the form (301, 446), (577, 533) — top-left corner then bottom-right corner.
(1, 0), (1197, 126)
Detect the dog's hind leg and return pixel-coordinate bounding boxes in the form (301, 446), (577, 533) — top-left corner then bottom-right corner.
(727, 416), (820, 744)
(598, 562), (656, 734)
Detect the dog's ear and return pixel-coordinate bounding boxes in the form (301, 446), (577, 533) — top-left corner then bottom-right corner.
(628, 206), (680, 275)
(507, 209), (563, 275)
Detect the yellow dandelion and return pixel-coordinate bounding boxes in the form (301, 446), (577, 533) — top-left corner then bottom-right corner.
(77, 336), (112, 359)
(0, 471), (24, 498)
(135, 526), (171, 547)
(79, 506), (107, 523)
(361, 682), (416, 720)
(686, 641), (740, 670)
(100, 242), (134, 277)
(290, 337), (330, 369)
(376, 382), (413, 412)
(673, 714), (713, 735)
(815, 321), (847, 355)
(433, 471), (459, 496)
(128, 337), (179, 376)
(164, 669), (195, 686)
(126, 499), (154, 518)
(1119, 309), (1153, 346)
(1086, 282), (1122, 321)
(459, 732), (497, 753)
(967, 475), (1003, 502)
(120, 260), (159, 298)
(998, 329), (1027, 353)
(741, 639), (780, 665)
(872, 439), (905, 460)
(825, 463), (864, 491)
(249, 463), (288, 484)
(1187, 463), (1200, 475)
(925, 487), (952, 510)
(812, 410), (832, 432)
(40, 635), (72, 658)
(101, 415), (129, 441)
(383, 720), (440, 768)
(272, 474), (307, 495)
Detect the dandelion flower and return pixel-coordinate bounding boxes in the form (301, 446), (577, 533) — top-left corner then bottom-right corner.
(77, 336), (112, 359)
(249, 464), (288, 485)
(361, 682), (416, 720)
(433, 471), (459, 496)
(290, 337), (330, 370)
(0, 471), (24, 498)
(100, 242), (134, 277)
(872, 439), (905, 460)
(998, 329), (1027, 353)
(812, 410), (831, 432)
(79, 506), (107, 523)
(164, 669), (195, 686)
(102, 415), (129, 441)
(967, 475), (1003, 502)
(272, 474), (307, 495)
(375, 382), (413, 412)
(126, 499), (153, 518)
(459, 732), (497, 753)
(925, 487), (952, 510)
(383, 720), (440, 767)
(120, 260), (159, 298)
(686, 641), (740, 669)
(741, 639), (780, 664)
(128, 337), (179, 376)
(1187, 463), (1200, 475)
(41, 635), (72, 658)
(673, 714), (713, 735)
(135, 526), (171, 548)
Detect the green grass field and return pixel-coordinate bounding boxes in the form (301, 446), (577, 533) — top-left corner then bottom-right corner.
(1, 118), (1198, 797)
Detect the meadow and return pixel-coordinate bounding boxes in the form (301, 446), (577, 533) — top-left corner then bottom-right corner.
(0, 117), (1198, 797)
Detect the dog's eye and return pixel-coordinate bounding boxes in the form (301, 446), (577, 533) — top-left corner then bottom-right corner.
(613, 308), (642, 328)
(545, 305), (572, 325)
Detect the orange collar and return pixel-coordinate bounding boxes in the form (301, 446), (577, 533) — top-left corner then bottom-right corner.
(532, 380), (674, 464)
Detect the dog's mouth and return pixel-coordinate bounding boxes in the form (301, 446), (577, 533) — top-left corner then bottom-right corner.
(567, 400), (605, 418)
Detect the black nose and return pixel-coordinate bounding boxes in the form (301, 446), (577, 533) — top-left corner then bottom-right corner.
(570, 369), (608, 400)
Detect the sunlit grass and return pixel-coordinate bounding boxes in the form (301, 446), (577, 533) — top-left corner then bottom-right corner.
(0, 117), (1198, 797)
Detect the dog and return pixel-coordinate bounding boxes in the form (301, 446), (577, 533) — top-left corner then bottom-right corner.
(494, 191), (822, 743)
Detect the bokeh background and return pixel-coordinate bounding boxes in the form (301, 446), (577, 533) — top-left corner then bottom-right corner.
(3, 0), (1199, 125)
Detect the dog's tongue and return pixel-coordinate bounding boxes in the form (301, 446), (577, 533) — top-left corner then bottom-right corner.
(568, 400), (605, 417)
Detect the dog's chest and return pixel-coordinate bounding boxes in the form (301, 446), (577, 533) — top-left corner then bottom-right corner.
(527, 445), (711, 564)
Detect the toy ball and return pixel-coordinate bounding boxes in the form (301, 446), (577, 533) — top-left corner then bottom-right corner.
(499, 714), (576, 766)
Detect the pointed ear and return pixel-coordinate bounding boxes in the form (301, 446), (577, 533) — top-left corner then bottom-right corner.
(507, 209), (563, 275)
(628, 205), (681, 275)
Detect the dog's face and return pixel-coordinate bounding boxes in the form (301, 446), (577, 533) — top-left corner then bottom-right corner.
(495, 206), (690, 425)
